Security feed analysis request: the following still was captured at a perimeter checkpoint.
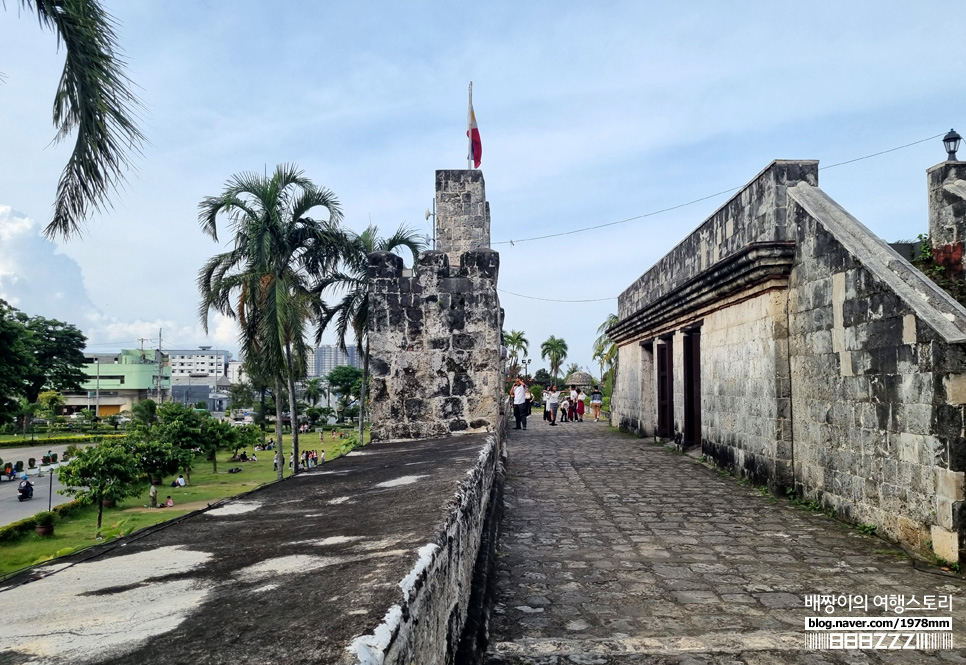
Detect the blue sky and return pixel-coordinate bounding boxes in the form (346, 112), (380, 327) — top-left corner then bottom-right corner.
(0, 1), (963, 375)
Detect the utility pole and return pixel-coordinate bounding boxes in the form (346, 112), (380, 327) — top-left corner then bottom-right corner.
(156, 328), (164, 404)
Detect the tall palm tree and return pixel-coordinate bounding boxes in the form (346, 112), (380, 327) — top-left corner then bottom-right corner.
(313, 224), (423, 443)
(504, 330), (529, 363)
(10, 0), (145, 239)
(197, 164), (343, 479)
(593, 313), (620, 390)
(540, 336), (568, 385)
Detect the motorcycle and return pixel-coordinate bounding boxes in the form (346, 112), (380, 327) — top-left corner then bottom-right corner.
(17, 482), (33, 502)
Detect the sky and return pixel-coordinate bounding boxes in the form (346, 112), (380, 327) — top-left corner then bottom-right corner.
(0, 1), (963, 377)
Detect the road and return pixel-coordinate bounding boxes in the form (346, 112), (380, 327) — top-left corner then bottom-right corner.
(0, 443), (74, 525)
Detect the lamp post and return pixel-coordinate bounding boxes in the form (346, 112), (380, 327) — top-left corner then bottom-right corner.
(522, 358), (531, 383)
(944, 129), (962, 161)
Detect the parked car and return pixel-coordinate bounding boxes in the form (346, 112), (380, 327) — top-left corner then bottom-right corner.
(69, 412), (85, 420)
(30, 418), (49, 425)
(117, 416), (132, 424)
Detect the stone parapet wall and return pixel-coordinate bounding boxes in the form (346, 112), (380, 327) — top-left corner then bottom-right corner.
(368, 249), (502, 441)
(617, 160), (817, 320)
(349, 431), (507, 665)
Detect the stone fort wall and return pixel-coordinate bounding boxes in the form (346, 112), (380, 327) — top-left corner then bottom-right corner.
(612, 160), (966, 561)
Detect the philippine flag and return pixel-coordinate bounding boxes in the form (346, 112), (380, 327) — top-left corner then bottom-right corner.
(467, 104), (482, 168)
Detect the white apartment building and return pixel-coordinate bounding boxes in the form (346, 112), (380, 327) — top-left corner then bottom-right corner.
(305, 347), (318, 378)
(227, 360), (246, 385)
(168, 346), (231, 385)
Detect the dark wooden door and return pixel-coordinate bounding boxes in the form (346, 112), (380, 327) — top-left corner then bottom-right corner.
(683, 330), (701, 447)
(657, 340), (673, 438)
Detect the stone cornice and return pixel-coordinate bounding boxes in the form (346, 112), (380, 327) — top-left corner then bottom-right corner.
(609, 242), (796, 344)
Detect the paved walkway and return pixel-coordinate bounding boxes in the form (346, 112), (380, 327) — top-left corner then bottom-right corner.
(487, 419), (966, 663)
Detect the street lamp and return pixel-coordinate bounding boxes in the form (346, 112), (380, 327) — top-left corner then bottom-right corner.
(522, 358), (532, 382)
(944, 129), (962, 161)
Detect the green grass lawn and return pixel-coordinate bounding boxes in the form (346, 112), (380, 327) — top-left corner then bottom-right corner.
(0, 428), (367, 578)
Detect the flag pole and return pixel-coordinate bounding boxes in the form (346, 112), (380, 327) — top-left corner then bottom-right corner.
(467, 81), (473, 170)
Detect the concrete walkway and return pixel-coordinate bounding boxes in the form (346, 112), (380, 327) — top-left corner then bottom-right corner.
(487, 420), (966, 663)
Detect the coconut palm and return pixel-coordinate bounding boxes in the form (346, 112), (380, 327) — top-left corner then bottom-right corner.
(10, 0), (145, 239)
(540, 336), (568, 385)
(504, 330), (529, 363)
(593, 313), (620, 390)
(304, 377), (323, 407)
(313, 224), (423, 443)
(197, 164), (343, 479)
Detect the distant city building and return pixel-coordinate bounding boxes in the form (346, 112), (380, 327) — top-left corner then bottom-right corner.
(227, 360), (246, 385)
(63, 349), (172, 416)
(315, 344), (362, 378)
(167, 346), (231, 384)
(305, 347), (318, 377)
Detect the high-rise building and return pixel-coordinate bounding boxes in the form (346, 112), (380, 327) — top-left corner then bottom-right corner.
(314, 344), (362, 379)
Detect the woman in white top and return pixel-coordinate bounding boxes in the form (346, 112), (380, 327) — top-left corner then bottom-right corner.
(546, 385), (560, 426)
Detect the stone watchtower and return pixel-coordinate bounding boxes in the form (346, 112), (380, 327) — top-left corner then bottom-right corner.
(367, 170), (503, 441)
(928, 158), (966, 277)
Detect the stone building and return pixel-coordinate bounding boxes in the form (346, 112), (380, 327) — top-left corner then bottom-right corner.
(609, 157), (966, 562)
(368, 170), (503, 441)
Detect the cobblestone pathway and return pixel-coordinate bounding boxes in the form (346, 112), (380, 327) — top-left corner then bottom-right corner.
(486, 420), (966, 664)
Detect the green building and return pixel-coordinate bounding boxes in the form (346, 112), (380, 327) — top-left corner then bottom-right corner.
(63, 350), (172, 417)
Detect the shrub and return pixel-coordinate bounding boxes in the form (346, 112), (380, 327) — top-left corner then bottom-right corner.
(28, 458), (35, 469)
(14, 461), (23, 472)
(0, 516), (38, 544)
(50, 453), (58, 463)
(34, 511), (56, 527)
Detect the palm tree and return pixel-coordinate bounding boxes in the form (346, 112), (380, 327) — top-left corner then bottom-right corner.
(504, 330), (529, 364)
(313, 223), (423, 444)
(593, 314), (619, 390)
(198, 164), (343, 479)
(10, 0), (145, 239)
(540, 336), (568, 385)
(564, 362), (581, 378)
(304, 378), (323, 407)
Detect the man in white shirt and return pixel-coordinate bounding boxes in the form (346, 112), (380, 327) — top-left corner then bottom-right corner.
(512, 377), (528, 430)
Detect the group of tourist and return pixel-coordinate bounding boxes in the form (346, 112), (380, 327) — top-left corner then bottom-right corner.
(300, 449), (325, 469)
(511, 380), (605, 429)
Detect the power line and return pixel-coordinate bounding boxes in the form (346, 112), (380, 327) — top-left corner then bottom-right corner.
(492, 132), (946, 247)
(499, 288), (616, 303)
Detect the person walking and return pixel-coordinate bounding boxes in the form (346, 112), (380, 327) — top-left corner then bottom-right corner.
(590, 385), (603, 422)
(576, 389), (586, 422)
(543, 385), (551, 422)
(547, 385), (560, 425)
(525, 385), (534, 417)
(512, 377), (528, 430)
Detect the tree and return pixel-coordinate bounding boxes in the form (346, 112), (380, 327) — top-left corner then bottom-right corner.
(326, 365), (362, 422)
(314, 223), (423, 443)
(0, 299), (33, 424)
(540, 336), (569, 385)
(593, 313), (620, 390)
(532, 368), (553, 386)
(198, 164), (343, 480)
(8, 0), (145, 239)
(58, 442), (142, 532)
(564, 362), (581, 379)
(132, 439), (181, 482)
(303, 377), (323, 407)
(37, 390), (65, 420)
(17, 315), (87, 404)
(504, 330), (529, 363)
(131, 399), (158, 426)
(199, 417), (238, 473)
(154, 402), (204, 481)
(13, 398), (41, 437)
(228, 381), (255, 409)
